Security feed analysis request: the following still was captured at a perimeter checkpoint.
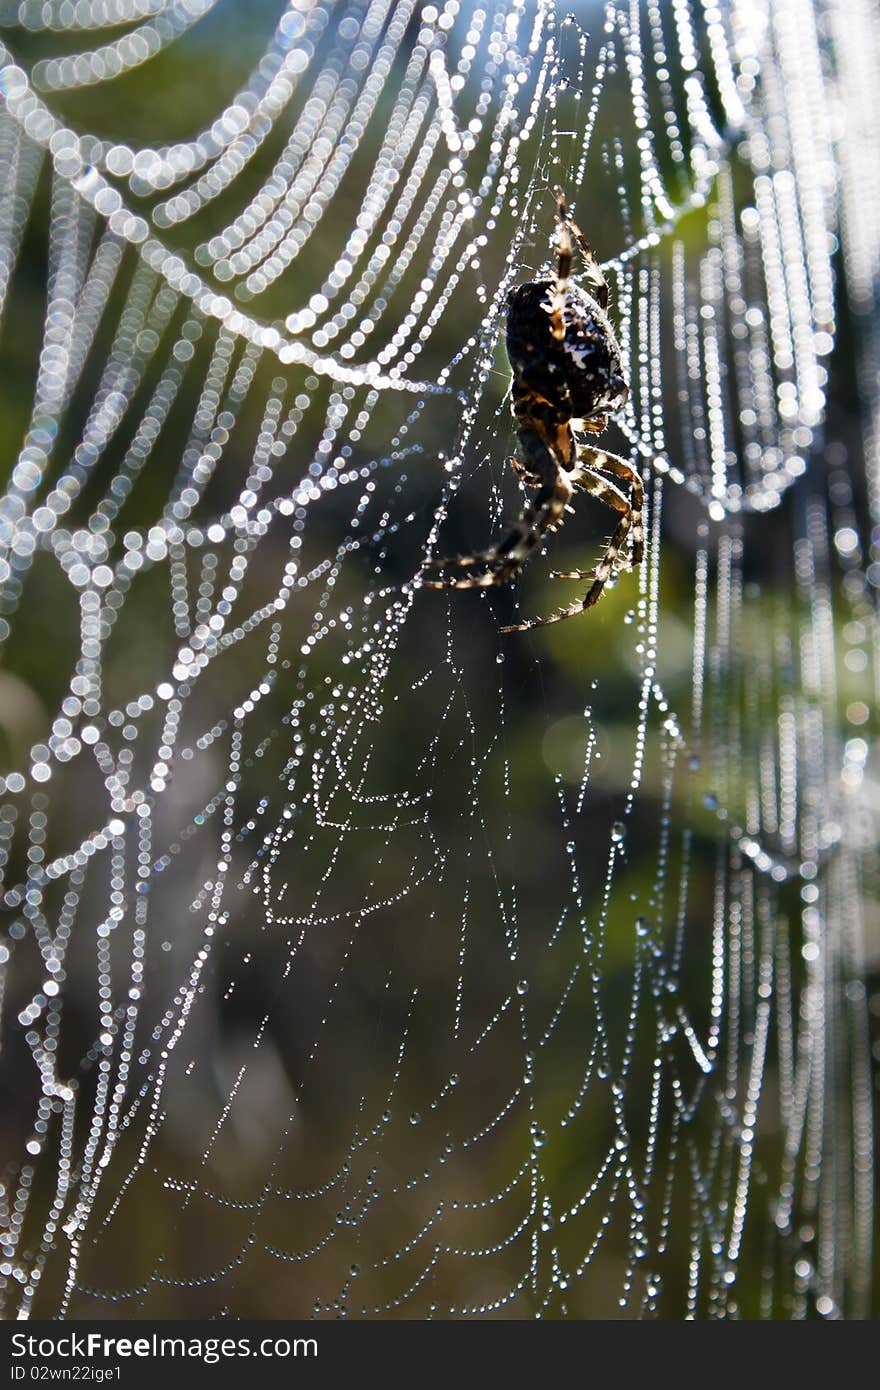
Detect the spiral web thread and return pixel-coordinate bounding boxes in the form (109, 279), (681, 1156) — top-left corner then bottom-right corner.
(0, 0), (875, 1318)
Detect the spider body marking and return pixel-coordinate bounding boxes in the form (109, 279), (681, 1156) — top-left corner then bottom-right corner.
(424, 188), (644, 632)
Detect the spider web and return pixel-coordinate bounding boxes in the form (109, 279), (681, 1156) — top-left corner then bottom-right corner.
(0, 0), (876, 1320)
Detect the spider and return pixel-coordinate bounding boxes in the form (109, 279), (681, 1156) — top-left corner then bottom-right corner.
(423, 187), (643, 633)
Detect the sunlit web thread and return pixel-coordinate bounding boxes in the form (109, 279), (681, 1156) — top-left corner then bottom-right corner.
(31, 0), (222, 92)
(0, 0), (874, 1320)
(10, 1), (173, 32)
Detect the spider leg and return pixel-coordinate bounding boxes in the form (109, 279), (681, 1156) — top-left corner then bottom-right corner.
(549, 191), (574, 343)
(500, 453), (639, 633)
(509, 455), (542, 489)
(423, 425), (574, 591)
(422, 548), (509, 574)
(554, 186), (609, 309)
(576, 445), (644, 567)
(421, 452), (542, 570)
(500, 596), (598, 634)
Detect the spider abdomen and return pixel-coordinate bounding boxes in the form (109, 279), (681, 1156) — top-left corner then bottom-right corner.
(505, 279), (627, 423)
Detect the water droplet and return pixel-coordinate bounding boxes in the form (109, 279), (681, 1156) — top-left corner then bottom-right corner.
(703, 792), (718, 811)
(611, 821), (626, 842)
(516, 978), (529, 995)
(409, 1111), (421, 1126)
